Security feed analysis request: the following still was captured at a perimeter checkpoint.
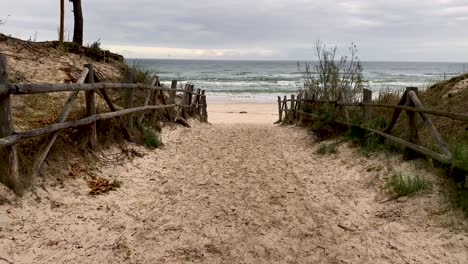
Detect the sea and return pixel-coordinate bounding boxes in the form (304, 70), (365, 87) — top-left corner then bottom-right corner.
(127, 59), (468, 102)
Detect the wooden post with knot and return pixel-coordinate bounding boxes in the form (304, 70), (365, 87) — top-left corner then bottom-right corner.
(84, 64), (98, 150)
(403, 87), (420, 160)
(0, 54), (20, 195)
(124, 69), (135, 129)
(362, 88), (372, 123)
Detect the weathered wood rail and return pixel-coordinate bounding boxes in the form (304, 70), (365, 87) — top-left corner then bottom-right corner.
(278, 87), (468, 163)
(0, 53), (208, 194)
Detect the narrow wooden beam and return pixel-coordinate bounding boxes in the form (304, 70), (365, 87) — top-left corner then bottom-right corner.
(169, 80), (177, 121)
(408, 90), (452, 158)
(138, 78), (157, 126)
(282, 96), (289, 121)
(9, 82), (191, 94)
(364, 126), (450, 162)
(0, 53), (20, 195)
(296, 94), (303, 125)
(403, 87), (420, 160)
(84, 64), (98, 150)
(0, 105), (177, 147)
(33, 67), (89, 175)
(193, 88), (201, 115)
(362, 88), (372, 123)
(383, 90), (408, 134)
(277, 96), (282, 122)
(123, 70), (135, 129)
(290, 94), (296, 120)
(187, 84), (194, 116)
(200, 90), (208, 122)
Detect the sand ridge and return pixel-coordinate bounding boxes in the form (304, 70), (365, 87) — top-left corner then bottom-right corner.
(0, 120), (467, 263)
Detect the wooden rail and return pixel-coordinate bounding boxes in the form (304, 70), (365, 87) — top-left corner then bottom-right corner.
(278, 87), (468, 164)
(0, 53), (208, 194)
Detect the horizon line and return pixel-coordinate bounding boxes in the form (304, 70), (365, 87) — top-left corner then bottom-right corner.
(124, 58), (468, 64)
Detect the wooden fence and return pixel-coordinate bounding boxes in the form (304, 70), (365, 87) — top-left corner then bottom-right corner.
(278, 87), (468, 163)
(0, 53), (208, 194)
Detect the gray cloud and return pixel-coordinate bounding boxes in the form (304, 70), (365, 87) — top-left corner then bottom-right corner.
(1, 0), (468, 61)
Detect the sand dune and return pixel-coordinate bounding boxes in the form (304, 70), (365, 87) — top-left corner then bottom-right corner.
(0, 112), (467, 263)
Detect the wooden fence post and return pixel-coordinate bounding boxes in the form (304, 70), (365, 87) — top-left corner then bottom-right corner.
(169, 80), (177, 121)
(290, 94), (296, 120)
(84, 64), (98, 150)
(403, 87), (420, 160)
(193, 88), (201, 115)
(277, 96), (282, 122)
(0, 54), (20, 195)
(187, 84), (194, 116)
(150, 76), (160, 123)
(362, 88), (372, 123)
(138, 77), (156, 126)
(124, 69), (135, 129)
(200, 90), (207, 122)
(283, 95), (289, 121)
(296, 94), (302, 125)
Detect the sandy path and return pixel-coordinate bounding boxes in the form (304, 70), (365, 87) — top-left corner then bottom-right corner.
(1, 121), (468, 263)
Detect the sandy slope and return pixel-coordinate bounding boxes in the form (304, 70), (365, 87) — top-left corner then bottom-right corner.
(1, 115), (468, 263)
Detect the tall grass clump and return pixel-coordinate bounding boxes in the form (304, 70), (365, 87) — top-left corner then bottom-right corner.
(129, 61), (154, 85)
(386, 171), (431, 197)
(142, 126), (161, 148)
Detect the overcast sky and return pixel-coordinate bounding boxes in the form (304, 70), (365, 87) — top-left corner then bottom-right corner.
(2, 0), (468, 61)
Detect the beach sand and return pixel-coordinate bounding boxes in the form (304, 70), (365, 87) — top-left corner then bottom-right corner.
(208, 102), (278, 124)
(0, 103), (467, 263)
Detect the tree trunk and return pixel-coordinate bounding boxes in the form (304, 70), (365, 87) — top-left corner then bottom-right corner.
(59, 0), (65, 44)
(69, 0), (83, 45)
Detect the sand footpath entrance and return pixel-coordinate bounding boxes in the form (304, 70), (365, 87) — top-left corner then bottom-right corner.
(1, 112), (467, 263)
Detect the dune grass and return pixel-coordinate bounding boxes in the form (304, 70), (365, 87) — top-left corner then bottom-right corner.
(386, 171), (431, 197)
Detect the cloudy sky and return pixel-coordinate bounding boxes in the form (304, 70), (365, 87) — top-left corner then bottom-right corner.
(2, 0), (468, 61)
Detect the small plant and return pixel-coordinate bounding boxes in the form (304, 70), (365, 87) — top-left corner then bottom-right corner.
(129, 61), (154, 85)
(142, 126), (162, 148)
(317, 142), (338, 155)
(87, 38), (102, 51)
(385, 171), (431, 197)
(448, 138), (468, 171)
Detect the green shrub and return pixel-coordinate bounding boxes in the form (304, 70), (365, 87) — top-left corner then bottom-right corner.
(142, 126), (162, 148)
(87, 38), (102, 51)
(317, 142), (338, 155)
(308, 105), (345, 140)
(385, 171), (431, 197)
(449, 139), (468, 171)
